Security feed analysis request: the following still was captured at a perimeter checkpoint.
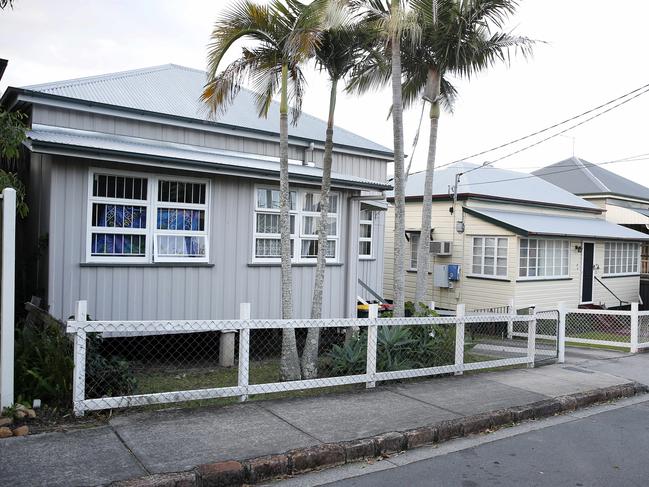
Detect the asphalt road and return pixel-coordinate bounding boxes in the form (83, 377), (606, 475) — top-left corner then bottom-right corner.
(324, 399), (649, 487)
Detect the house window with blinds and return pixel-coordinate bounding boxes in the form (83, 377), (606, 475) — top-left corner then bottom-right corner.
(471, 236), (508, 278)
(252, 187), (339, 263)
(87, 170), (209, 263)
(604, 241), (639, 275)
(359, 209), (373, 259)
(519, 238), (569, 279)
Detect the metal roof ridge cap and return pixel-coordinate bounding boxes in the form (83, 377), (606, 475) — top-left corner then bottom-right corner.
(575, 156), (609, 193)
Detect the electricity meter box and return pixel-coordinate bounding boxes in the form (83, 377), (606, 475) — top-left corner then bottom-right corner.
(448, 264), (461, 281)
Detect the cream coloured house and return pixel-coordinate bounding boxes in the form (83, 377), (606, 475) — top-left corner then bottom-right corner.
(534, 157), (649, 275)
(383, 162), (649, 311)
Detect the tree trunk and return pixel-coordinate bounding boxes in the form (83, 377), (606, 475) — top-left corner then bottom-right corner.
(414, 69), (441, 310)
(278, 63), (301, 381)
(301, 79), (338, 379)
(391, 0), (406, 317)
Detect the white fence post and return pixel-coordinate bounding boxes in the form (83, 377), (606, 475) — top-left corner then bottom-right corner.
(527, 307), (537, 368)
(507, 297), (515, 340)
(238, 303), (251, 402)
(631, 302), (639, 354)
(430, 301), (435, 312)
(72, 300), (88, 416)
(558, 301), (566, 363)
(455, 304), (465, 376)
(0, 188), (15, 411)
(366, 304), (378, 388)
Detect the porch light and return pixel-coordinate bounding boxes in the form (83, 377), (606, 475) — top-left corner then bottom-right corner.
(575, 245), (582, 253)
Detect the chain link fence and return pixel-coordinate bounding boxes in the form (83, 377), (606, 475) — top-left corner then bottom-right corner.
(67, 303), (539, 415)
(565, 310), (631, 347)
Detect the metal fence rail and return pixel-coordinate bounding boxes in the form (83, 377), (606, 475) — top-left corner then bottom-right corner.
(66, 302), (539, 416)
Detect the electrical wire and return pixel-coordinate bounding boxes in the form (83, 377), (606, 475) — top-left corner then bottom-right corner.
(457, 153), (649, 188)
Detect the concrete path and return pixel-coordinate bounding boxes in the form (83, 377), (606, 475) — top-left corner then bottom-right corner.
(0, 351), (645, 487)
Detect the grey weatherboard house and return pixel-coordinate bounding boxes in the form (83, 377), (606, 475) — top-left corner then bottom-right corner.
(1, 64), (392, 322)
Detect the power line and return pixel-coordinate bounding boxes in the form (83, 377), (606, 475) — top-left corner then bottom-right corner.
(458, 153), (649, 188)
(420, 80), (649, 175)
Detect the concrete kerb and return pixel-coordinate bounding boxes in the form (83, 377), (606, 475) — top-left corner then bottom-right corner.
(107, 383), (646, 487)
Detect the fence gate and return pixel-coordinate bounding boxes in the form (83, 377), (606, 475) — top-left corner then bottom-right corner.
(508, 308), (559, 366)
(0, 188), (16, 410)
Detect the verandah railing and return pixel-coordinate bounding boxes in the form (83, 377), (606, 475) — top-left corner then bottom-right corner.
(66, 302), (539, 416)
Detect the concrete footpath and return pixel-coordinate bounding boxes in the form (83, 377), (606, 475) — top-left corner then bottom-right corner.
(1, 349), (647, 487)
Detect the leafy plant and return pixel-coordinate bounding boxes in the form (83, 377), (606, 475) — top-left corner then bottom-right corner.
(0, 110), (27, 161)
(85, 334), (137, 398)
(328, 333), (367, 375)
(14, 319), (74, 406)
(0, 170), (29, 217)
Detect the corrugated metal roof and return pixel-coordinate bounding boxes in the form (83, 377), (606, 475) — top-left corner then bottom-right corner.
(26, 124), (391, 191)
(394, 162), (598, 211)
(533, 157), (649, 202)
(21, 64), (392, 156)
(465, 207), (649, 240)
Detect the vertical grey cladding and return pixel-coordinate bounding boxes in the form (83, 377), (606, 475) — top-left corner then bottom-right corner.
(31, 105), (389, 183)
(47, 157), (352, 322)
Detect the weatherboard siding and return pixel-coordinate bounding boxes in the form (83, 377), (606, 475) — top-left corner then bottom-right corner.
(31, 104), (389, 183)
(44, 156), (381, 322)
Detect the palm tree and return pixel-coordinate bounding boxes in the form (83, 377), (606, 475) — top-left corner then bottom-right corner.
(202, 0), (325, 381)
(348, 0), (421, 317)
(301, 7), (376, 379)
(408, 0), (535, 308)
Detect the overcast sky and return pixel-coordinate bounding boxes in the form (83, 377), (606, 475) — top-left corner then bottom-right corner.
(2, 0), (649, 182)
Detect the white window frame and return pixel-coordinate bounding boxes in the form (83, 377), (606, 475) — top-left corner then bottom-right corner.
(251, 186), (340, 264)
(359, 209), (374, 260)
(518, 238), (570, 280)
(86, 168), (210, 264)
(470, 236), (508, 279)
(604, 241), (640, 276)
(409, 232), (420, 270)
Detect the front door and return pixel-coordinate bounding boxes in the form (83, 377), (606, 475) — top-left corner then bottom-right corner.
(581, 242), (594, 303)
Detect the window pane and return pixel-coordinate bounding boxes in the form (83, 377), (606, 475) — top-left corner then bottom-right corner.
(360, 209), (373, 221)
(156, 235), (206, 257)
(359, 241), (371, 256)
(255, 238), (281, 257)
(360, 223), (372, 238)
(92, 204), (147, 229)
(257, 189), (295, 210)
(91, 233), (146, 256)
(156, 208), (205, 231)
(93, 174), (147, 200)
(301, 239), (317, 258)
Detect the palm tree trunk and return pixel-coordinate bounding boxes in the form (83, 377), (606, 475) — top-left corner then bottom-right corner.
(301, 79), (338, 379)
(279, 63), (301, 381)
(391, 0), (406, 317)
(414, 70), (441, 310)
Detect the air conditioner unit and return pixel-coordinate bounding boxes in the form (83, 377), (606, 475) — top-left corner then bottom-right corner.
(430, 240), (452, 256)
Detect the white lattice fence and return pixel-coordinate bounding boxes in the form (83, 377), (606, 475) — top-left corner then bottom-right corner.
(66, 302), (539, 416)
(564, 307), (634, 350)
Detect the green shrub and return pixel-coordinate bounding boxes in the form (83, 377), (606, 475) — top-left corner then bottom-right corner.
(85, 334), (137, 398)
(14, 320), (74, 406)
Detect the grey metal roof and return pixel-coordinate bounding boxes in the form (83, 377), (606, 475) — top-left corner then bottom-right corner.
(19, 64), (392, 157)
(395, 162), (598, 211)
(25, 124), (391, 191)
(533, 157), (649, 202)
(465, 207), (649, 240)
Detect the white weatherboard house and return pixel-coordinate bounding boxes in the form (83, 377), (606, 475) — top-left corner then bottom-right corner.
(383, 162), (649, 311)
(1, 64), (392, 321)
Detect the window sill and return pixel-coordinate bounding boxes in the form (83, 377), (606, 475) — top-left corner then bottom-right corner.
(81, 262), (215, 268)
(466, 275), (510, 282)
(601, 273), (641, 279)
(359, 257), (376, 261)
(516, 277), (572, 282)
(406, 269), (432, 274)
(247, 262), (344, 267)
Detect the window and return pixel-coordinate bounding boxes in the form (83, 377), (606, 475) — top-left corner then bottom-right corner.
(359, 209), (373, 259)
(409, 233), (420, 269)
(252, 187), (339, 263)
(472, 237), (508, 277)
(87, 170), (209, 263)
(519, 239), (569, 278)
(604, 242), (639, 275)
